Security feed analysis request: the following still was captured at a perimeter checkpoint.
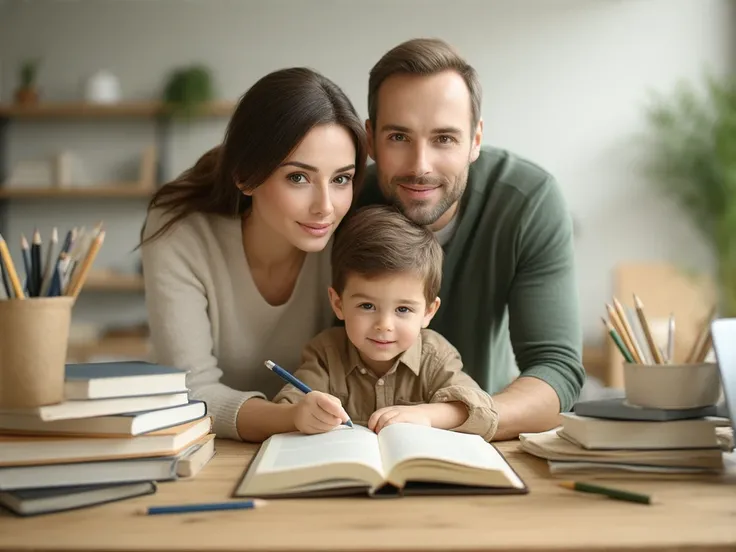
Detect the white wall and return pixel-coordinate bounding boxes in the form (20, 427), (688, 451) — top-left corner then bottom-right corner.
(0, 0), (732, 344)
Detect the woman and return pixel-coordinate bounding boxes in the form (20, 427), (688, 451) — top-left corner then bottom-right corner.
(139, 67), (367, 442)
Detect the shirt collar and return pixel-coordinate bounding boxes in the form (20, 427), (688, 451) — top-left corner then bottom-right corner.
(345, 332), (423, 376)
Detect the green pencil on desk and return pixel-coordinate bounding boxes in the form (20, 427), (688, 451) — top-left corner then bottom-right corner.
(559, 481), (655, 505)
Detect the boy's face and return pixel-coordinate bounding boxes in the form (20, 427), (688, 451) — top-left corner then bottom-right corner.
(328, 272), (440, 372)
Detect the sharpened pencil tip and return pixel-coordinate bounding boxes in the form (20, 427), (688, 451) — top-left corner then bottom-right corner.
(264, 360), (275, 371)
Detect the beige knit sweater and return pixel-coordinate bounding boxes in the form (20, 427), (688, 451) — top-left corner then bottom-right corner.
(140, 209), (334, 440)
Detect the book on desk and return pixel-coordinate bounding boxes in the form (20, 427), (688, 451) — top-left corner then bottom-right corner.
(0, 360), (216, 516)
(234, 423), (527, 499)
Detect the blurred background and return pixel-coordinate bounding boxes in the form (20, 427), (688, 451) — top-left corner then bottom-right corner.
(0, 0), (733, 394)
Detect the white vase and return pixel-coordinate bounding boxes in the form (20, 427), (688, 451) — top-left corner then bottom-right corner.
(83, 70), (121, 104)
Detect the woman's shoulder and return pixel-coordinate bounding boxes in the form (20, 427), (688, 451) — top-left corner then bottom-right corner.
(142, 206), (239, 250)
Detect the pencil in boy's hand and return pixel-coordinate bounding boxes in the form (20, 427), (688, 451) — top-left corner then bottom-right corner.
(602, 317), (634, 363)
(264, 359), (354, 428)
(0, 233), (25, 299)
(559, 481), (655, 505)
(0, 252), (11, 298)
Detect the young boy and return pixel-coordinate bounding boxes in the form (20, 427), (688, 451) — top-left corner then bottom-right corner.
(271, 205), (499, 441)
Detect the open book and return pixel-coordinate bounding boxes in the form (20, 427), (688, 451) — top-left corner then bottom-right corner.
(233, 423), (527, 498)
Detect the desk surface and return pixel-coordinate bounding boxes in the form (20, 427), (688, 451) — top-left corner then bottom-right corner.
(1, 438), (735, 552)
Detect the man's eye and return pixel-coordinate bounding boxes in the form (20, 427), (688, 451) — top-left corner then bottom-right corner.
(437, 135), (455, 144)
(389, 134), (407, 142)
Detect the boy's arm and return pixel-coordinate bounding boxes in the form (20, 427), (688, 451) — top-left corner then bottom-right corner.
(272, 341), (332, 405)
(423, 350), (499, 442)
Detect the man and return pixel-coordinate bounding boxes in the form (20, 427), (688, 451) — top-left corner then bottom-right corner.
(355, 37), (585, 440)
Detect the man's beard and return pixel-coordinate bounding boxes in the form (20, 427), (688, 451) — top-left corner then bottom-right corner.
(380, 168), (468, 227)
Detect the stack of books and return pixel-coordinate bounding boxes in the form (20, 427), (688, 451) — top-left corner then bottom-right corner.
(520, 398), (733, 477)
(0, 361), (215, 516)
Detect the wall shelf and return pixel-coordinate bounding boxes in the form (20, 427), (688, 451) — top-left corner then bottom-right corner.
(0, 100), (236, 119)
(67, 336), (151, 363)
(82, 272), (145, 292)
(0, 185), (154, 199)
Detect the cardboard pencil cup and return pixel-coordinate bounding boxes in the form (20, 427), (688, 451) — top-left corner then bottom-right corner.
(0, 297), (74, 408)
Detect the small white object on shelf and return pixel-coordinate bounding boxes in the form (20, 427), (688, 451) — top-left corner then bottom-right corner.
(82, 70), (121, 104)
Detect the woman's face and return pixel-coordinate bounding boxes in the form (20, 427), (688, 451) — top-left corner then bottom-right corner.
(246, 123), (357, 253)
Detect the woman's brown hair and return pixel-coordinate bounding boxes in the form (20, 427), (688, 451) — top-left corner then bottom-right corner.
(140, 67), (367, 245)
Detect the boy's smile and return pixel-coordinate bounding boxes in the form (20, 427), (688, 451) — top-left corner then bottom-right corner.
(328, 272), (440, 376)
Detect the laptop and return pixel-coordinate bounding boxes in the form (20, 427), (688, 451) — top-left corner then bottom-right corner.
(710, 318), (736, 434)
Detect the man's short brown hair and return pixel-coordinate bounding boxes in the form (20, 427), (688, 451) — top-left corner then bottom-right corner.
(331, 205), (443, 304)
(368, 37), (482, 129)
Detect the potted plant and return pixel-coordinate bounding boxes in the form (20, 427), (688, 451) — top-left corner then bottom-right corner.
(15, 58), (41, 104)
(161, 64), (214, 118)
(644, 73), (736, 317)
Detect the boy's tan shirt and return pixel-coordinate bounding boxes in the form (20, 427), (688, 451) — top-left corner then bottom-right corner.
(272, 327), (499, 441)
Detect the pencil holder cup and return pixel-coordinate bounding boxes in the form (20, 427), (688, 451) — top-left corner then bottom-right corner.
(0, 297), (74, 409)
(623, 362), (721, 410)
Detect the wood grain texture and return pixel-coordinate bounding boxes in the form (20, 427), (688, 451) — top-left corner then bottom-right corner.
(0, 438), (733, 551)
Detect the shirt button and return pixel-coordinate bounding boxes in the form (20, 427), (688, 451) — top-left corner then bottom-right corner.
(377, 379), (385, 386)
(359, 368), (367, 374)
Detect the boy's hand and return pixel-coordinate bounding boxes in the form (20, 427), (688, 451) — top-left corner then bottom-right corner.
(368, 405), (432, 434)
(293, 391), (350, 435)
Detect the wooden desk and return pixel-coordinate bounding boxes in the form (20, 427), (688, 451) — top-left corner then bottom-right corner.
(1, 439), (734, 551)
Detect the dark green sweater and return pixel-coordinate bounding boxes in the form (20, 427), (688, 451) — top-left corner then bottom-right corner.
(354, 147), (585, 411)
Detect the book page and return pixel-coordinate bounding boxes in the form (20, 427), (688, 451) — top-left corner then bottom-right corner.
(378, 423), (522, 484)
(254, 425), (384, 475)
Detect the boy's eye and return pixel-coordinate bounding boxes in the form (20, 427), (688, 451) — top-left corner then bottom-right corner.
(358, 303), (375, 310)
(396, 306), (412, 314)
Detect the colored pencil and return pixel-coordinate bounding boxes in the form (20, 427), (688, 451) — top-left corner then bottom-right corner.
(559, 481), (655, 505)
(265, 359), (354, 428)
(20, 234), (31, 296)
(633, 295), (665, 364)
(0, 234), (24, 299)
(602, 317), (634, 363)
(39, 227), (58, 297)
(30, 228), (42, 297)
(65, 229), (105, 298)
(612, 297), (645, 363)
(140, 499), (267, 516)
(0, 253), (10, 298)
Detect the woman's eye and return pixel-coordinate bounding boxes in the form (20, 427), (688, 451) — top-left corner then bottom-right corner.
(358, 303), (375, 310)
(333, 174), (353, 185)
(288, 173), (307, 184)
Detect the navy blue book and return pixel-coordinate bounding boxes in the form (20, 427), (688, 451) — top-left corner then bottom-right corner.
(64, 361), (188, 400)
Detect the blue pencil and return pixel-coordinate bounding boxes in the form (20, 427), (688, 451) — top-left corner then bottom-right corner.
(265, 359), (353, 428)
(141, 499), (267, 516)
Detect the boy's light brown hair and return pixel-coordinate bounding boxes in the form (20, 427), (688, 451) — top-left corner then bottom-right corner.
(368, 37), (482, 129)
(331, 205), (443, 304)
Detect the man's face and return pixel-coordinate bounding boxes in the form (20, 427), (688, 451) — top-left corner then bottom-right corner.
(367, 70), (482, 231)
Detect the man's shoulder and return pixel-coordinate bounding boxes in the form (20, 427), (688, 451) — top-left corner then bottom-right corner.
(470, 146), (559, 200)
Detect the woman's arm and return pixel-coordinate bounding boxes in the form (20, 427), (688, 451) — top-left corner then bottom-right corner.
(141, 212), (266, 441)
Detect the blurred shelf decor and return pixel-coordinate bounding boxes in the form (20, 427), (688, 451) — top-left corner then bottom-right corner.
(0, 92), (234, 362)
